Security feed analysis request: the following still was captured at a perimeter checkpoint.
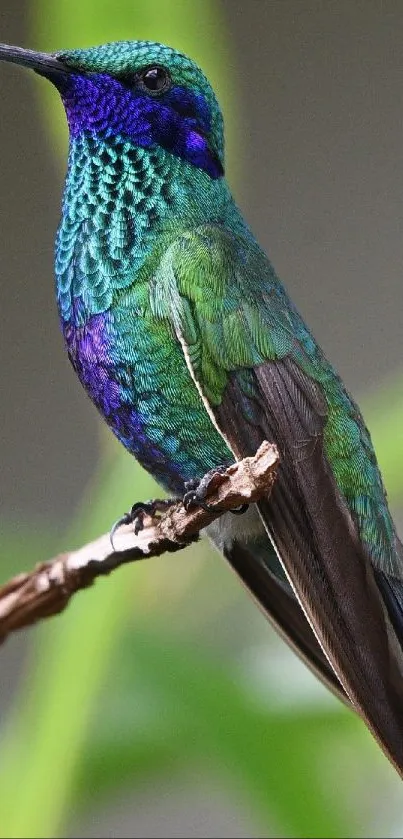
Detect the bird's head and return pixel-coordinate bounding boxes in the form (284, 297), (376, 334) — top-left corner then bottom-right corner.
(0, 40), (224, 179)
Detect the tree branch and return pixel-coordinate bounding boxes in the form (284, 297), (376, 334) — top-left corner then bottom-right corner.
(0, 441), (279, 645)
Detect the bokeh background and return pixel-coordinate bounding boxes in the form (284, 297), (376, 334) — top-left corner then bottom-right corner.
(1, 1), (403, 836)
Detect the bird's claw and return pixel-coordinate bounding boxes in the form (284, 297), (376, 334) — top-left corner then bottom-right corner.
(230, 503), (249, 515)
(182, 490), (215, 513)
(109, 498), (178, 550)
(183, 466), (249, 516)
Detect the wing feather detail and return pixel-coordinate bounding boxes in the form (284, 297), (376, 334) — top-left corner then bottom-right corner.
(154, 222), (403, 775)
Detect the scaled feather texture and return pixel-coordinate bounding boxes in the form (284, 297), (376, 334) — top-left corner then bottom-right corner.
(1, 39), (403, 777)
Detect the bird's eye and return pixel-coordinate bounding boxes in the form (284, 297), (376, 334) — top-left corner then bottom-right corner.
(139, 66), (171, 95)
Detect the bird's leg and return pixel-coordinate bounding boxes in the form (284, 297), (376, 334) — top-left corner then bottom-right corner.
(110, 497), (180, 548)
(183, 466), (249, 516)
(110, 462), (250, 550)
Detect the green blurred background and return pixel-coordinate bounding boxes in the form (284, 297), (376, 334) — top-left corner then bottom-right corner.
(1, 1), (403, 836)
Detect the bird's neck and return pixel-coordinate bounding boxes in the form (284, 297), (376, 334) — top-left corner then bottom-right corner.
(55, 131), (233, 325)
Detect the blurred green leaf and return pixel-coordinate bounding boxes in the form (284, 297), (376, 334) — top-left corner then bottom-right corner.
(72, 628), (361, 838)
(362, 370), (403, 505)
(0, 520), (59, 579)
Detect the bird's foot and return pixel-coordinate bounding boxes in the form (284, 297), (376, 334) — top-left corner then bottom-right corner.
(110, 497), (179, 549)
(183, 466), (249, 516)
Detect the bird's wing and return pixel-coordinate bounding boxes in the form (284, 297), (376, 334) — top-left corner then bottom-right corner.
(151, 222), (403, 776)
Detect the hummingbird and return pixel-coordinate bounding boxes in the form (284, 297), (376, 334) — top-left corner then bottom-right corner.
(1, 40), (403, 777)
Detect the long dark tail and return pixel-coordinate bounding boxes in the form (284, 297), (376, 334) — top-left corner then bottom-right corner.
(213, 359), (403, 778)
(222, 528), (350, 707)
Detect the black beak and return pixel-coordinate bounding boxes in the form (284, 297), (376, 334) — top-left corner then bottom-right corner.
(0, 44), (72, 83)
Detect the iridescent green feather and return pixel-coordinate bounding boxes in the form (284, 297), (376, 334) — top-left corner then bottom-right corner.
(150, 222), (400, 575)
